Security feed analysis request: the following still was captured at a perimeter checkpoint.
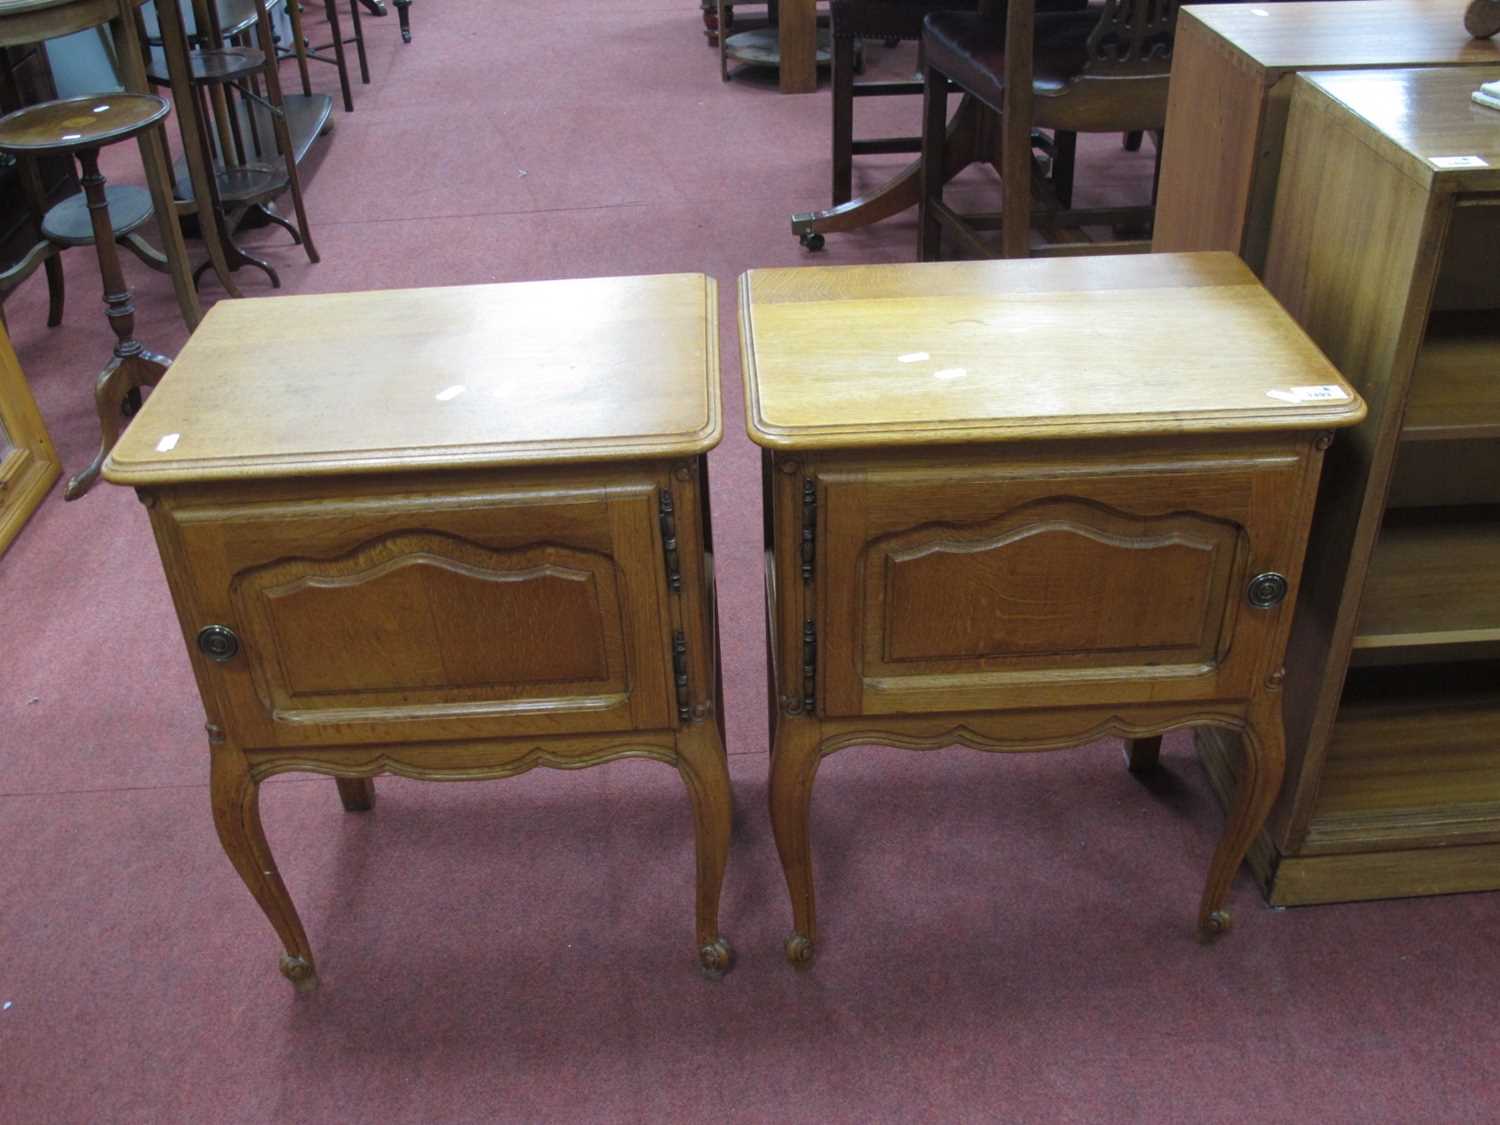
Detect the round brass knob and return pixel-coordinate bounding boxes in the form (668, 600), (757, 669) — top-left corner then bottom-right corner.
(1247, 572), (1289, 610)
(196, 624), (240, 662)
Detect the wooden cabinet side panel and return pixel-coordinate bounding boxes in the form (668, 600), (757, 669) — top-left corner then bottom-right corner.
(1153, 15), (1270, 257)
(1263, 86), (1448, 849)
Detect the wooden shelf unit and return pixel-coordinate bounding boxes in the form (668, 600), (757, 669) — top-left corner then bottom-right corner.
(1196, 66), (1500, 907)
(1404, 311), (1500, 441)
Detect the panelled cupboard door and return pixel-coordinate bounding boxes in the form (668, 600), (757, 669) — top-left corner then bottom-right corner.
(155, 472), (676, 748)
(814, 445), (1312, 717)
(0, 323), (60, 557)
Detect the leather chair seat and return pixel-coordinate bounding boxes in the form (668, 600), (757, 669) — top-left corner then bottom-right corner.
(923, 11), (1092, 104)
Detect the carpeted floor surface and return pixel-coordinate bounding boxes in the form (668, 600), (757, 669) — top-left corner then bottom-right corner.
(2, 2), (1497, 1122)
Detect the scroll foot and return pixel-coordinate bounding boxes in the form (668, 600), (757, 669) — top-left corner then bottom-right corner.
(698, 937), (734, 981)
(1197, 910), (1231, 944)
(785, 933), (815, 967)
(279, 954), (319, 993)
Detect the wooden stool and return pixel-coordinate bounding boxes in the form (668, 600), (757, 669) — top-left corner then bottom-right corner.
(740, 253), (1365, 964)
(103, 274), (733, 992)
(0, 93), (174, 500)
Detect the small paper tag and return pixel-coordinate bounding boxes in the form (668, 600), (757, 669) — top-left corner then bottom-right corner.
(1430, 155), (1489, 169)
(1267, 385), (1349, 404)
(155, 432), (180, 452)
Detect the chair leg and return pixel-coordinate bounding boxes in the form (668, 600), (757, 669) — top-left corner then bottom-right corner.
(830, 32), (855, 205)
(1123, 129), (1143, 152)
(1052, 129), (1076, 211)
(918, 64), (947, 262)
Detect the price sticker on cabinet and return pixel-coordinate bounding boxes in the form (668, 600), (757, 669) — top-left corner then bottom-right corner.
(1430, 155), (1489, 169)
(1267, 385), (1350, 404)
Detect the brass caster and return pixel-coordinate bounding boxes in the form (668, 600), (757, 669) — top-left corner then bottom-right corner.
(698, 938), (734, 981)
(279, 954), (319, 993)
(1197, 910), (1231, 944)
(785, 933), (815, 968)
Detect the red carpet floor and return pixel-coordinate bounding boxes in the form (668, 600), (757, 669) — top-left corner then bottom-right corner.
(2, 2), (1498, 1121)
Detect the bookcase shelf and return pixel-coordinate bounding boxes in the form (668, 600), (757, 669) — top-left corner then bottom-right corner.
(1194, 66), (1500, 907)
(1351, 508), (1500, 663)
(1402, 312), (1500, 442)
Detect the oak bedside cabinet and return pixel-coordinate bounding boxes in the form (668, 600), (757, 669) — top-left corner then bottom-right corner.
(103, 274), (734, 990)
(739, 253), (1365, 965)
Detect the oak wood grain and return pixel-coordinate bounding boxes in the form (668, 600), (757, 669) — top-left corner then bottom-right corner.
(114, 274), (733, 988)
(1153, 2), (1500, 269)
(745, 254), (1360, 963)
(740, 253), (1360, 450)
(104, 274), (722, 484)
(1205, 65), (1500, 906)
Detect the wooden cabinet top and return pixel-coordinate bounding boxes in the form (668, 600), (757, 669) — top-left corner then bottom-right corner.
(1299, 65), (1500, 189)
(739, 252), (1363, 450)
(1183, 0), (1498, 75)
(104, 273), (722, 484)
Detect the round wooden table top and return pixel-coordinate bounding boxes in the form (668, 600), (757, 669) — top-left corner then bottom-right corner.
(0, 92), (170, 154)
(0, 0), (145, 49)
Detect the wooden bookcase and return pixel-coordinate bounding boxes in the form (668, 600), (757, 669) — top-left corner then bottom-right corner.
(1197, 66), (1500, 906)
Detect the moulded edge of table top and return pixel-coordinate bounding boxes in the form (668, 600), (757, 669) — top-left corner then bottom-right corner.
(739, 251), (1367, 450)
(1183, 0), (1500, 74)
(103, 274), (724, 486)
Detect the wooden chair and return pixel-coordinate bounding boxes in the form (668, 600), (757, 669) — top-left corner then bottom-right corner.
(918, 0), (1177, 260)
(791, 0), (1089, 252)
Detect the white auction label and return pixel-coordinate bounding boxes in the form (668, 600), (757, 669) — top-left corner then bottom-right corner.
(1430, 155), (1489, 169)
(1266, 385), (1349, 404)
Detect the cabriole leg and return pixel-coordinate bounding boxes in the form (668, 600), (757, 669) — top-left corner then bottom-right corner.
(768, 715), (823, 966)
(1196, 696), (1286, 941)
(676, 722), (734, 979)
(210, 747), (318, 991)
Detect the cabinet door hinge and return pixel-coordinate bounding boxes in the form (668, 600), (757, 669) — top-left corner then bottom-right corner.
(801, 619), (816, 713)
(658, 488), (681, 591)
(673, 629), (691, 722)
(801, 478), (816, 584)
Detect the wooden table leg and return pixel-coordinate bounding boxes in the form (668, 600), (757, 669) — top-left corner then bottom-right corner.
(64, 147), (170, 500)
(211, 745), (318, 992)
(768, 715), (823, 965)
(1195, 693), (1287, 941)
(110, 5), (201, 329)
(778, 0), (817, 94)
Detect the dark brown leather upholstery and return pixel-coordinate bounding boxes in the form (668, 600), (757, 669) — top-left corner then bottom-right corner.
(922, 11), (1093, 107)
(922, 7), (1172, 131)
